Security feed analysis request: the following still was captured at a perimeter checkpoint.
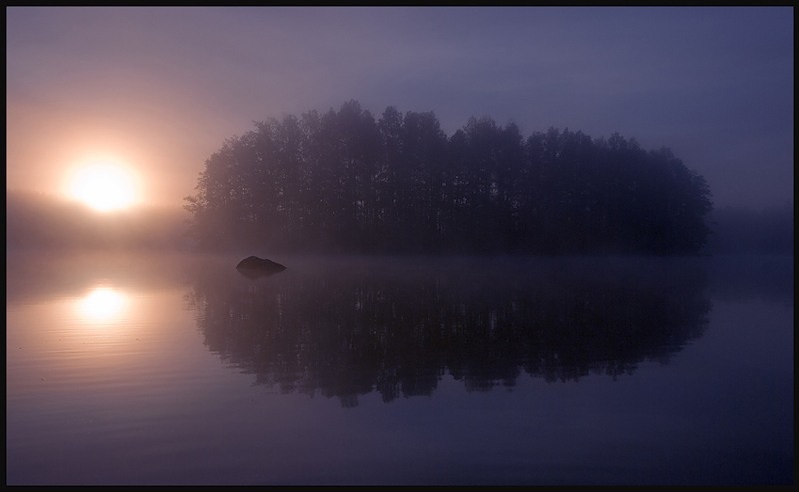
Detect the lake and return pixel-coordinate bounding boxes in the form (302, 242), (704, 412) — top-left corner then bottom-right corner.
(6, 251), (793, 485)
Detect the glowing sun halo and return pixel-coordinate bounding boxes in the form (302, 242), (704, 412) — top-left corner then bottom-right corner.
(66, 162), (139, 212)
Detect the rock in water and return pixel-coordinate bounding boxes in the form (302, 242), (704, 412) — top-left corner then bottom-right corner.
(236, 256), (287, 278)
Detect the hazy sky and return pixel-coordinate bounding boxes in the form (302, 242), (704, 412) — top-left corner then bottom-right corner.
(6, 6), (794, 211)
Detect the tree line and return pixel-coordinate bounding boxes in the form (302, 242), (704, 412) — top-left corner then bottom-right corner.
(184, 100), (713, 254)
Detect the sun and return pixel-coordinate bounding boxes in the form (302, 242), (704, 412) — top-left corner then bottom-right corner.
(66, 161), (139, 212)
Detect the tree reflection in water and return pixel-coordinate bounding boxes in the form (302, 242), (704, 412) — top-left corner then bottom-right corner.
(186, 256), (711, 407)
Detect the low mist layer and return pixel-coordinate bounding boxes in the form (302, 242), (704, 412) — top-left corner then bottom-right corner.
(6, 190), (190, 251)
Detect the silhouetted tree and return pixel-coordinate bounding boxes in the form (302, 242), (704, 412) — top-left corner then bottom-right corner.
(185, 100), (714, 255)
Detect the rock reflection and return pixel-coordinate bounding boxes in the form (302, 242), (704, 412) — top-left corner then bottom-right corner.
(186, 257), (711, 407)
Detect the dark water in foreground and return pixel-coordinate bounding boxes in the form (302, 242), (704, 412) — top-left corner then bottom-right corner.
(6, 252), (793, 485)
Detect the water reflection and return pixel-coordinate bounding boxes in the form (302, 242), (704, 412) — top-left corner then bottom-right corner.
(5, 250), (195, 306)
(76, 286), (128, 324)
(187, 257), (712, 407)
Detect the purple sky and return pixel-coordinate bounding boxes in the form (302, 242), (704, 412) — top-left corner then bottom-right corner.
(6, 6), (793, 211)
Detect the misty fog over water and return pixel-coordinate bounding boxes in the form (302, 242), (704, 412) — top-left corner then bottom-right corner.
(6, 7), (792, 484)
(6, 187), (793, 257)
(6, 250), (793, 485)
(5, 118), (792, 484)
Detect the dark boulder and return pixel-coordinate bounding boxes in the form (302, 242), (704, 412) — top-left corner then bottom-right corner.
(236, 256), (286, 278)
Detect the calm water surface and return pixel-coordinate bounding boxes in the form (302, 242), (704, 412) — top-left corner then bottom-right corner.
(6, 252), (793, 485)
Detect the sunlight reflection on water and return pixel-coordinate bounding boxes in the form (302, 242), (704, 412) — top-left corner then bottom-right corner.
(76, 286), (128, 324)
